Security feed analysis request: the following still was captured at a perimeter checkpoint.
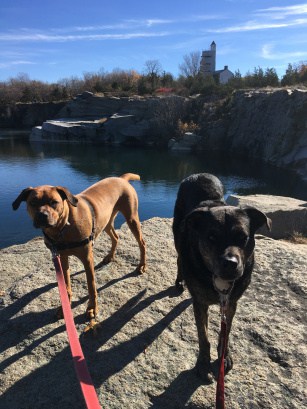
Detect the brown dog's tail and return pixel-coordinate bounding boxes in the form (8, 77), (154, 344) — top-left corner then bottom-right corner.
(120, 173), (141, 181)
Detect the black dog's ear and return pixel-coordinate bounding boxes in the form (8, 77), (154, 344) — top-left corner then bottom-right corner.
(12, 187), (34, 210)
(56, 186), (78, 207)
(244, 206), (272, 233)
(182, 208), (209, 233)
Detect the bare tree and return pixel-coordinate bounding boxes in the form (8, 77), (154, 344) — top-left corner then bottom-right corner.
(179, 51), (201, 77)
(144, 59), (162, 77)
(143, 60), (163, 91)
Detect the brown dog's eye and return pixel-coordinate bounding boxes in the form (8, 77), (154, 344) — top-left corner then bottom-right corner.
(50, 200), (59, 208)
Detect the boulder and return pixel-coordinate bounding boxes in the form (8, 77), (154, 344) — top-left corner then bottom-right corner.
(168, 132), (202, 151)
(201, 88), (307, 182)
(0, 218), (306, 408)
(103, 114), (136, 144)
(30, 119), (107, 143)
(29, 126), (43, 141)
(226, 194), (307, 239)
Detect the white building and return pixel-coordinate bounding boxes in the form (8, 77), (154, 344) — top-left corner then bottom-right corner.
(200, 41), (234, 84)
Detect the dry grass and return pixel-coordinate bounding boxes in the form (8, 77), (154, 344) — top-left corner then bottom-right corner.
(284, 232), (307, 244)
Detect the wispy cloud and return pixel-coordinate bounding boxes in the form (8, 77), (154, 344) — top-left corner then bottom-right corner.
(142, 19), (173, 27)
(209, 20), (289, 33)
(71, 19), (173, 32)
(61, 23), (134, 32)
(208, 3), (307, 33)
(0, 60), (35, 69)
(261, 43), (307, 60)
(0, 31), (170, 42)
(0, 13), (226, 41)
(256, 4), (307, 20)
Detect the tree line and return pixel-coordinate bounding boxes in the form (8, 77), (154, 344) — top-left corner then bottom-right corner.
(0, 51), (306, 104)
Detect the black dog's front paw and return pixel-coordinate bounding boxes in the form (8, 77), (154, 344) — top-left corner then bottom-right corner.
(224, 354), (233, 374)
(175, 278), (184, 293)
(195, 359), (214, 384)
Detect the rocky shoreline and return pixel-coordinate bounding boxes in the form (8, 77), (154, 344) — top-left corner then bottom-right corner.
(28, 88), (307, 182)
(1, 217), (306, 409)
(1, 88), (307, 182)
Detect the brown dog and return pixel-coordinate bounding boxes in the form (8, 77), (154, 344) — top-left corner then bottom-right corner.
(12, 173), (146, 325)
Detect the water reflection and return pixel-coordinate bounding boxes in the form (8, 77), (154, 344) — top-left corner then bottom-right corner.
(1, 133), (306, 249)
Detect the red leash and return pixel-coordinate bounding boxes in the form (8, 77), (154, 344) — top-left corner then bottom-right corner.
(215, 298), (228, 409)
(52, 254), (101, 409)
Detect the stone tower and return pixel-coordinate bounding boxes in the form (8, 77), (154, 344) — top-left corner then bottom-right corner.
(200, 41), (216, 76)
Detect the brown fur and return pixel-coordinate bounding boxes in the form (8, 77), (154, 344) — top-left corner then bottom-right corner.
(12, 173), (146, 322)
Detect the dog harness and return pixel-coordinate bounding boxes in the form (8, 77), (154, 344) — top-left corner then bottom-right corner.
(44, 198), (96, 252)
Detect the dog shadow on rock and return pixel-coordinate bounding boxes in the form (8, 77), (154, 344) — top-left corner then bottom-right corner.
(82, 287), (192, 384)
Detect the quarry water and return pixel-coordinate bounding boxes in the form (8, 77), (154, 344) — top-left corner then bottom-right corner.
(1, 131), (306, 249)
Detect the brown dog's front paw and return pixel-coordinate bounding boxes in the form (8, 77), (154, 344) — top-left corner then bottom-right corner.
(86, 304), (98, 321)
(83, 319), (101, 334)
(195, 359), (214, 384)
(102, 254), (115, 264)
(136, 263), (146, 274)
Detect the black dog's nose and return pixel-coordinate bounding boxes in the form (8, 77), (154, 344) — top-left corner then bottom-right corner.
(222, 255), (238, 270)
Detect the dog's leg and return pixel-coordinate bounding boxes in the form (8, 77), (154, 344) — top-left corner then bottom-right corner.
(175, 255), (184, 292)
(103, 220), (119, 264)
(193, 301), (213, 383)
(217, 301), (237, 374)
(79, 246), (98, 321)
(56, 255), (72, 319)
(125, 216), (146, 274)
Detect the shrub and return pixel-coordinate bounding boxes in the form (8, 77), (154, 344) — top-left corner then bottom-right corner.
(177, 119), (200, 138)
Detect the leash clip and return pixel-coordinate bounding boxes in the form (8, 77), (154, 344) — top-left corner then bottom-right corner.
(220, 294), (228, 323)
(51, 245), (59, 260)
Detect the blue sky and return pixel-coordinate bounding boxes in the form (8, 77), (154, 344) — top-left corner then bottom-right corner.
(0, 0), (307, 83)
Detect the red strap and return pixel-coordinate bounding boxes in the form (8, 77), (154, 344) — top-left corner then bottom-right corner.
(53, 255), (101, 409)
(216, 319), (227, 409)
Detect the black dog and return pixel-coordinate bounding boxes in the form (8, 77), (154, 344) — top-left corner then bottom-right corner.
(173, 173), (271, 383)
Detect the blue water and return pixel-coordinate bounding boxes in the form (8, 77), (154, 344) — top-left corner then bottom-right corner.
(1, 132), (305, 249)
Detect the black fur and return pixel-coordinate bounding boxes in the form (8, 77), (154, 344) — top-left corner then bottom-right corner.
(173, 173), (271, 383)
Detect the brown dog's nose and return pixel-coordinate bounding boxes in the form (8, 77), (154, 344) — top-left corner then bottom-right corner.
(34, 211), (49, 227)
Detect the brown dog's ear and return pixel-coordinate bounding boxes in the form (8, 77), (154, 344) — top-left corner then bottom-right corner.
(12, 187), (34, 210)
(244, 206), (272, 233)
(56, 186), (78, 207)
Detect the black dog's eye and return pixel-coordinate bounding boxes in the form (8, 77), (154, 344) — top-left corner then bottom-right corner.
(208, 232), (219, 243)
(29, 200), (38, 207)
(234, 233), (249, 246)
